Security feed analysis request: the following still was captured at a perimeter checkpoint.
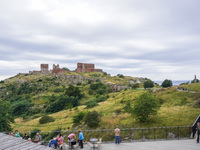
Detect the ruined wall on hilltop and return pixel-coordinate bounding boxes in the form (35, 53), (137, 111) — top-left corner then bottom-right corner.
(40, 64), (49, 73)
(76, 63), (95, 72)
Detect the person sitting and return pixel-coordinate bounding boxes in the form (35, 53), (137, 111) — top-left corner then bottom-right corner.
(56, 134), (63, 148)
(49, 138), (58, 149)
(28, 138), (32, 142)
(34, 133), (42, 143)
(23, 133), (29, 140)
(14, 130), (20, 138)
(9, 131), (14, 136)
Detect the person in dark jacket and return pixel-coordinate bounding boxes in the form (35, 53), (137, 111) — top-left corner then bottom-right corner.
(197, 122), (200, 143)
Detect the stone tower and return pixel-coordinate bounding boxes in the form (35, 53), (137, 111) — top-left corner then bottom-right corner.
(40, 64), (49, 73)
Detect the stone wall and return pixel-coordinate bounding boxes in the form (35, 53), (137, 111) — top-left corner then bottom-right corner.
(40, 64), (49, 73)
(76, 63), (95, 72)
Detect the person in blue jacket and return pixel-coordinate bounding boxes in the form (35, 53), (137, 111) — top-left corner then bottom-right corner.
(79, 131), (84, 148)
(49, 138), (58, 149)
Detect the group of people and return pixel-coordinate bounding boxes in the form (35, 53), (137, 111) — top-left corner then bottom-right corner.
(9, 130), (42, 143)
(49, 131), (84, 149)
(8, 127), (120, 149)
(49, 133), (63, 149)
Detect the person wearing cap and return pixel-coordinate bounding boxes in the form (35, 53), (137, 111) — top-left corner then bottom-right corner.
(34, 133), (41, 143)
(28, 138), (32, 142)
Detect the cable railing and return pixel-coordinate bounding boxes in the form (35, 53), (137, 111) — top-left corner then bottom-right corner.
(4, 126), (193, 143)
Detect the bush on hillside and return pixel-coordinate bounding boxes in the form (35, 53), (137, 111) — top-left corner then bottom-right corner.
(132, 92), (160, 122)
(117, 74), (124, 78)
(73, 111), (87, 124)
(46, 95), (80, 113)
(161, 79), (173, 88)
(143, 80), (154, 89)
(124, 101), (132, 113)
(11, 100), (34, 116)
(85, 99), (99, 109)
(84, 111), (100, 128)
(0, 101), (13, 132)
(65, 84), (83, 98)
(39, 115), (55, 124)
(130, 83), (140, 89)
(191, 79), (200, 83)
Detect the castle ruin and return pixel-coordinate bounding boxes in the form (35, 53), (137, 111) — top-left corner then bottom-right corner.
(28, 62), (103, 75)
(75, 63), (103, 73)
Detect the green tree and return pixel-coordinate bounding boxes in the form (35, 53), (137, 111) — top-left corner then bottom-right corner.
(131, 83), (140, 89)
(84, 111), (100, 128)
(161, 79), (173, 87)
(39, 115), (55, 124)
(132, 92), (160, 122)
(65, 85), (83, 98)
(0, 101), (13, 132)
(191, 79), (200, 83)
(117, 74), (124, 78)
(124, 101), (132, 113)
(143, 79), (154, 89)
(73, 111), (87, 124)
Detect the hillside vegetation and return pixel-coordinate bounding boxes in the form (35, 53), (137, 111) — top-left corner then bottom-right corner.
(0, 72), (199, 132)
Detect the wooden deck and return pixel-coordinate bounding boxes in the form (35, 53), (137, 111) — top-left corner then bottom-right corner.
(0, 133), (53, 150)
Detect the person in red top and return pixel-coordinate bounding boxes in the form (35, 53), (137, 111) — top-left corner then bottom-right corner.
(56, 134), (63, 148)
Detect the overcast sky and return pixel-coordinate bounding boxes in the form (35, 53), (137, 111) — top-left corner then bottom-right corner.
(0, 0), (200, 81)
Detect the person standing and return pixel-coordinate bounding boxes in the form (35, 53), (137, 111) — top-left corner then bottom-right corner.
(114, 126), (120, 144)
(197, 122), (200, 143)
(79, 131), (84, 148)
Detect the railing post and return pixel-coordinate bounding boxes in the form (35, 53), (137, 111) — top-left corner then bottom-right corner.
(142, 129), (144, 141)
(154, 128), (155, 140)
(166, 127), (168, 140)
(178, 126), (180, 139)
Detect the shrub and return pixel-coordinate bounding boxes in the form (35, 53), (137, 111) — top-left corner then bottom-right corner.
(84, 111), (100, 128)
(115, 109), (121, 115)
(73, 111), (87, 124)
(131, 83), (140, 89)
(11, 100), (34, 116)
(88, 89), (93, 95)
(143, 80), (154, 89)
(124, 101), (132, 113)
(39, 115), (55, 124)
(161, 79), (173, 88)
(96, 95), (107, 102)
(85, 99), (98, 109)
(117, 74), (124, 78)
(65, 85), (83, 98)
(132, 92), (160, 122)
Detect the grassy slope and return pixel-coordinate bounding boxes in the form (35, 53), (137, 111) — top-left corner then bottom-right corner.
(11, 85), (200, 132)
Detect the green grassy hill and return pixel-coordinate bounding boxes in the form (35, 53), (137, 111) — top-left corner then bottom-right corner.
(0, 72), (200, 132)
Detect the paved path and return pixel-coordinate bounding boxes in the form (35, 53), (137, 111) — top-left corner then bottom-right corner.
(100, 139), (199, 150)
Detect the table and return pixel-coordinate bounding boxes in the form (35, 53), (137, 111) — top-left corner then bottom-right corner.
(90, 138), (98, 150)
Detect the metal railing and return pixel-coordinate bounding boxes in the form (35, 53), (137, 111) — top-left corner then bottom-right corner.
(5, 126), (193, 143)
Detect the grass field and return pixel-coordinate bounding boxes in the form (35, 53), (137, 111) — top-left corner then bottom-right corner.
(11, 85), (200, 132)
